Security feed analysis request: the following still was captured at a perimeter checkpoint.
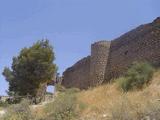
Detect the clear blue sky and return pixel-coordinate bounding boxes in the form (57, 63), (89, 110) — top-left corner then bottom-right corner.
(0, 0), (159, 95)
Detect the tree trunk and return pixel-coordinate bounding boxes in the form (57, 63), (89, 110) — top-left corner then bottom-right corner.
(34, 83), (47, 104)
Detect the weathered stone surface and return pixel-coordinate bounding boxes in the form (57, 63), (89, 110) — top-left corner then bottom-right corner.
(105, 18), (160, 81)
(90, 41), (111, 86)
(62, 56), (91, 89)
(62, 17), (160, 89)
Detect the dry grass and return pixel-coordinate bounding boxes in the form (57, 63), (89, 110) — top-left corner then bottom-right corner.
(25, 70), (160, 120)
(31, 105), (46, 120)
(77, 70), (160, 120)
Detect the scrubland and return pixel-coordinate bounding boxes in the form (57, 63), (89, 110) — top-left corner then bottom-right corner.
(1, 63), (160, 120)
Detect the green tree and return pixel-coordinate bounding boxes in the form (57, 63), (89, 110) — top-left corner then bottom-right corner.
(2, 40), (57, 103)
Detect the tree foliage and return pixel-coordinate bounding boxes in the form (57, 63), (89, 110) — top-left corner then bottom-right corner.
(2, 40), (57, 101)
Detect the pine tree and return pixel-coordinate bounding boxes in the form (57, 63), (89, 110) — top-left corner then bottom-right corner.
(3, 40), (57, 103)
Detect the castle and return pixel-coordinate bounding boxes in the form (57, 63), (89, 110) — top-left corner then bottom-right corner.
(62, 17), (160, 89)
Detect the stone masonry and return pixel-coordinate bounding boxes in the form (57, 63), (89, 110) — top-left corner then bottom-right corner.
(90, 41), (111, 86)
(62, 56), (91, 89)
(62, 17), (160, 89)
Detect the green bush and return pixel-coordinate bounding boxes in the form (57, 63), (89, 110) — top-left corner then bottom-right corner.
(117, 62), (154, 92)
(2, 100), (35, 120)
(44, 89), (82, 120)
(0, 101), (9, 108)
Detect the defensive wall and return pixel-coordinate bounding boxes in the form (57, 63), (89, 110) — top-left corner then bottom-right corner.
(62, 17), (160, 89)
(105, 17), (160, 81)
(62, 56), (91, 89)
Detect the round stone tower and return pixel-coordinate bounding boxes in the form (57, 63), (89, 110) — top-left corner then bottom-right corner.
(90, 40), (111, 86)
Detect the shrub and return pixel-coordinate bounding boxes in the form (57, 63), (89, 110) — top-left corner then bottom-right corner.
(117, 62), (154, 92)
(0, 101), (9, 108)
(44, 89), (82, 120)
(2, 100), (35, 120)
(55, 84), (66, 92)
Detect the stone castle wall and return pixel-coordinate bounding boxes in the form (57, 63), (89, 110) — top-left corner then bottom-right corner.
(62, 41), (111, 89)
(62, 17), (160, 89)
(62, 56), (91, 89)
(90, 41), (111, 86)
(105, 18), (160, 81)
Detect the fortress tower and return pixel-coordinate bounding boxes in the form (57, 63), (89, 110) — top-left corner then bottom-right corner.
(90, 41), (111, 86)
(62, 17), (160, 89)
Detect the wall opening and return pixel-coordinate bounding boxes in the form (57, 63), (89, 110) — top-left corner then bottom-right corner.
(46, 85), (55, 94)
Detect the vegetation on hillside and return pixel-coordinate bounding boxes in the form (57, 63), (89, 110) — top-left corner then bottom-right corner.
(117, 62), (154, 92)
(1, 62), (160, 120)
(2, 100), (34, 120)
(1, 88), (84, 120)
(77, 69), (160, 120)
(2, 40), (57, 103)
(43, 88), (82, 120)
